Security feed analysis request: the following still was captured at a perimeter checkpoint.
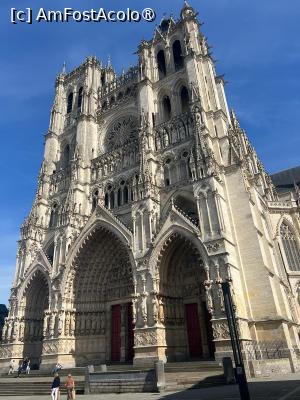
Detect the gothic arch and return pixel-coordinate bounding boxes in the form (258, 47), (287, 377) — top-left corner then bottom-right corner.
(104, 109), (139, 131)
(160, 189), (195, 218)
(18, 265), (51, 305)
(61, 216), (135, 364)
(61, 209), (134, 295)
(156, 48), (167, 79)
(18, 269), (50, 364)
(149, 224), (209, 276)
(64, 226), (134, 303)
(275, 215), (297, 239)
(277, 218), (300, 272)
(150, 226), (214, 361)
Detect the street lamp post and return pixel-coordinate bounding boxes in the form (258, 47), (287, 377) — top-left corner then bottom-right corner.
(221, 281), (251, 400)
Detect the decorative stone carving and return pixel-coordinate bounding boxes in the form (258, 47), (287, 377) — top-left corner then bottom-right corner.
(105, 116), (138, 152)
(134, 330), (157, 347)
(212, 320), (230, 340)
(206, 241), (222, 254)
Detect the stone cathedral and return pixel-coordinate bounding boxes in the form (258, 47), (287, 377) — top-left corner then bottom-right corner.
(1, 3), (300, 373)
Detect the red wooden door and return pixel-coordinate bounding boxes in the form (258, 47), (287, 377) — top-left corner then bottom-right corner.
(111, 304), (121, 362)
(185, 303), (203, 358)
(126, 302), (134, 361)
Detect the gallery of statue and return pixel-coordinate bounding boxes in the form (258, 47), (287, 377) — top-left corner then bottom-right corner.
(1, 3), (300, 374)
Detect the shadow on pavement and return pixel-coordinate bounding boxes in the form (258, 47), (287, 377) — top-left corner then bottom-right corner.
(156, 379), (300, 400)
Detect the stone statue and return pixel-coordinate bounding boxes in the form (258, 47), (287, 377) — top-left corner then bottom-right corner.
(152, 295), (159, 324)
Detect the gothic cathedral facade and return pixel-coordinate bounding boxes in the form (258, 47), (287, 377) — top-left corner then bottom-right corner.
(1, 3), (300, 372)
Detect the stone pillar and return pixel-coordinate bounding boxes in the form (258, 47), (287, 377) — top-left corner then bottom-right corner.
(133, 326), (166, 367)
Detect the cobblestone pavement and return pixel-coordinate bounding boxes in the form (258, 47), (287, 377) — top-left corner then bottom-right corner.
(2, 373), (300, 400)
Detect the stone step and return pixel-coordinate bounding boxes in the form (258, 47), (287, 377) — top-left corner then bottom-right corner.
(0, 361), (225, 395)
(165, 362), (222, 372)
(0, 381), (85, 396)
(0, 367), (86, 378)
(165, 373), (226, 391)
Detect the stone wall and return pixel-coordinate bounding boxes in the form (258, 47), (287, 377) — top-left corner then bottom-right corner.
(248, 359), (291, 377)
(87, 370), (157, 393)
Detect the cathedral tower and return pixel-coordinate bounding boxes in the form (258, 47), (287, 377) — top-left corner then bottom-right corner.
(1, 3), (300, 375)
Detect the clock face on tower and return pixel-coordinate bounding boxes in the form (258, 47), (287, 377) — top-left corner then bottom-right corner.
(105, 116), (138, 152)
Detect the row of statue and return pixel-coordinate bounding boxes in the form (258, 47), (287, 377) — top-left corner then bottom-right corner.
(2, 317), (43, 343)
(132, 293), (187, 328)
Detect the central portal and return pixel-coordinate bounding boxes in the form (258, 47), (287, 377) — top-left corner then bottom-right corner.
(111, 303), (134, 362)
(69, 226), (135, 365)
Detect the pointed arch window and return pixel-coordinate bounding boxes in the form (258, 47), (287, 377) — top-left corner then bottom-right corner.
(117, 188), (122, 207)
(109, 191), (115, 209)
(157, 50), (166, 80)
(67, 92), (73, 114)
(78, 87), (83, 110)
(104, 193), (109, 208)
(62, 144), (70, 168)
(280, 222), (300, 271)
(45, 242), (54, 265)
(173, 40), (184, 71)
(49, 203), (58, 228)
(124, 186), (129, 204)
(180, 86), (189, 113)
(162, 96), (171, 122)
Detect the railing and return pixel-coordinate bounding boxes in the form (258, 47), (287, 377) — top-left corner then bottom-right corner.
(268, 201), (293, 209)
(100, 66), (139, 96)
(244, 340), (288, 360)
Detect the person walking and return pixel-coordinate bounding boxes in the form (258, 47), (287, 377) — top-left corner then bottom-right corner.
(8, 360), (15, 375)
(26, 359), (30, 374)
(65, 374), (75, 400)
(52, 362), (62, 374)
(51, 372), (60, 400)
(22, 358), (28, 374)
(17, 360), (23, 377)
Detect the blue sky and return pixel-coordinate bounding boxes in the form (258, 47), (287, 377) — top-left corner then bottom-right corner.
(0, 0), (299, 305)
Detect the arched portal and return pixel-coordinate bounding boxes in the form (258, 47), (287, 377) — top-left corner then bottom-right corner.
(158, 234), (214, 361)
(68, 227), (135, 365)
(22, 270), (49, 366)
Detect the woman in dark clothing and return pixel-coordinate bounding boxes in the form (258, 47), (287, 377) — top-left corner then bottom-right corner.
(51, 372), (60, 400)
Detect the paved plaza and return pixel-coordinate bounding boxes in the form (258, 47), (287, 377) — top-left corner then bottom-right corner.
(2, 373), (300, 400)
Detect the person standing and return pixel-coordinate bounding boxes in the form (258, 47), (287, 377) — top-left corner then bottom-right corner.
(65, 374), (75, 400)
(51, 372), (60, 400)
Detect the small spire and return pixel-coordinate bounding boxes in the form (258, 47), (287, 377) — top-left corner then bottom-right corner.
(181, 0), (196, 18)
(62, 61), (66, 74)
(107, 55), (111, 68)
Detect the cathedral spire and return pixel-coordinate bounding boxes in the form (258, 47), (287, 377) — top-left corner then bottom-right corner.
(62, 61), (66, 74)
(107, 54), (112, 68)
